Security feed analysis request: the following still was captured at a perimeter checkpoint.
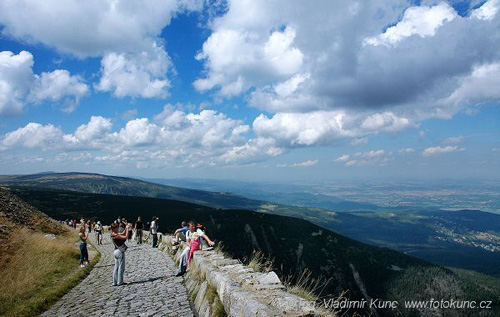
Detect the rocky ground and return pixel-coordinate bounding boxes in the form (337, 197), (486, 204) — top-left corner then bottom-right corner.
(0, 187), (65, 235)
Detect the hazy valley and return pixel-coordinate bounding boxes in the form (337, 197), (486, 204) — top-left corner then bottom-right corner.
(1, 172), (500, 315)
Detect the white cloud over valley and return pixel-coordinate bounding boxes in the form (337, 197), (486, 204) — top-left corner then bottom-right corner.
(422, 146), (465, 157)
(0, 107), (254, 167)
(0, 0), (203, 99)
(0, 51), (89, 115)
(196, 0), (500, 124)
(0, 0), (499, 176)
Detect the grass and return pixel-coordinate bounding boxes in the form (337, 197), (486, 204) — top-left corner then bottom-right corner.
(190, 289), (199, 303)
(0, 228), (100, 316)
(189, 261), (203, 282)
(282, 269), (332, 302)
(205, 284), (227, 317)
(246, 250), (274, 273)
(214, 243), (231, 259)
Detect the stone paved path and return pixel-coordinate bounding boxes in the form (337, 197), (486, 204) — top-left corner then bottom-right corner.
(43, 234), (194, 317)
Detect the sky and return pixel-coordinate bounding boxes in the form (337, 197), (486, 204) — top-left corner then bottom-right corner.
(0, 0), (499, 182)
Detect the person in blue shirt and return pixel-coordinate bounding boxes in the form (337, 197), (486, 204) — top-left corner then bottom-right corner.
(173, 221), (189, 244)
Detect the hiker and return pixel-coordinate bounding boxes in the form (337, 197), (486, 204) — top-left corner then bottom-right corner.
(134, 216), (143, 244)
(176, 221), (214, 276)
(79, 224), (89, 267)
(87, 220), (92, 233)
(150, 216), (159, 248)
(111, 222), (128, 286)
(94, 221), (103, 245)
(173, 221), (189, 244)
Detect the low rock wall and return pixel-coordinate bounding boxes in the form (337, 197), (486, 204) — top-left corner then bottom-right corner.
(150, 233), (320, 317)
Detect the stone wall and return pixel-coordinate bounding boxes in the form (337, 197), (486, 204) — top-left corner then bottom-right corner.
(151, 233), (320, 317)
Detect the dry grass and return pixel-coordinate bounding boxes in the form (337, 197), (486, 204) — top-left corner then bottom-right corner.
(214, 243), (231, 259)
(189, 261), (203, 282)
(282, 269), (332, 302)
(317, 290), (350, 317)
(246, 250), (274, 273)
(205, 284), (227, 317)
(0, 228), (99, 316)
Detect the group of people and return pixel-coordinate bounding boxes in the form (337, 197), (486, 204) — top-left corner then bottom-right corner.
(109, 216), (168, 286)
(174, 221), (215, 277)
(62, 218), (78, 229)
(73, 216), (214, 287)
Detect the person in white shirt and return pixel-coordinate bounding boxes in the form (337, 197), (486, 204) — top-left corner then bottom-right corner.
(150, 216), (159, 248)
(94, 221), (103, 245)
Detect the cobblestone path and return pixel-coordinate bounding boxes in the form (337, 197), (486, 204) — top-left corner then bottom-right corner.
(43, 234), (193, 317)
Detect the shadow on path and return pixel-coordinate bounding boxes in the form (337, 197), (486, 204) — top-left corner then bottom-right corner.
(124, 275), (167, 286)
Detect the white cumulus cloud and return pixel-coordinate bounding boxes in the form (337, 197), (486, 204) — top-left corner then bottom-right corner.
(0, 51), (34, 116)
(0, 106), (254, 167)
(277, 159), (318, 168)
(1, 123), (64, 149)
(195, 0), (500, 134)
(422, 145), (465, 156)
(0, 0), (203, 99)
(335, 149), (392, 166)
(398, 147), (415, 154)
(252, 110), (416, 148)
(360, 112), (414, 133)
(0, 51), (89, 116)
(194, 26), (303, 97)
(335, 154), (350, 162)
(29, 69), (89, 112)
(472, 0), (499, 20)
(0, 0), (187, 57)
(442, 136), (465, 145)
(364, 2), (457, 46)
(95, 44), (171, 98)
(253, 111), (356, 146)
(71, 116), (113, 146)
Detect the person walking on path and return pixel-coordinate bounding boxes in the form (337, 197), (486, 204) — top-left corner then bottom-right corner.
(79, 224), (89, 267)
(94, 221), (103, 245)
(111, 222), (128, 286)
(150, 216), (159, 248)
(134, 216), (143, 244)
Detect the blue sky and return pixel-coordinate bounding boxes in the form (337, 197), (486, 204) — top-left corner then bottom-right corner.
(0, 0), (499, 181)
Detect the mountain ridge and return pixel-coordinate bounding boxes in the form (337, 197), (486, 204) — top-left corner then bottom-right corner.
(8, 185), (500, 316)
(2, 172), (500, 278)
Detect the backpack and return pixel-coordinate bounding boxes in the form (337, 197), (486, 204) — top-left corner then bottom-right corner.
(196, 223), (207, 232)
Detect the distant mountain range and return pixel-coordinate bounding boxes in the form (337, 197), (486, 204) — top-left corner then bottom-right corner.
(1, 172), (500, 277)
(6, 185), (500, 316)
(146, 177), (385, 211)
